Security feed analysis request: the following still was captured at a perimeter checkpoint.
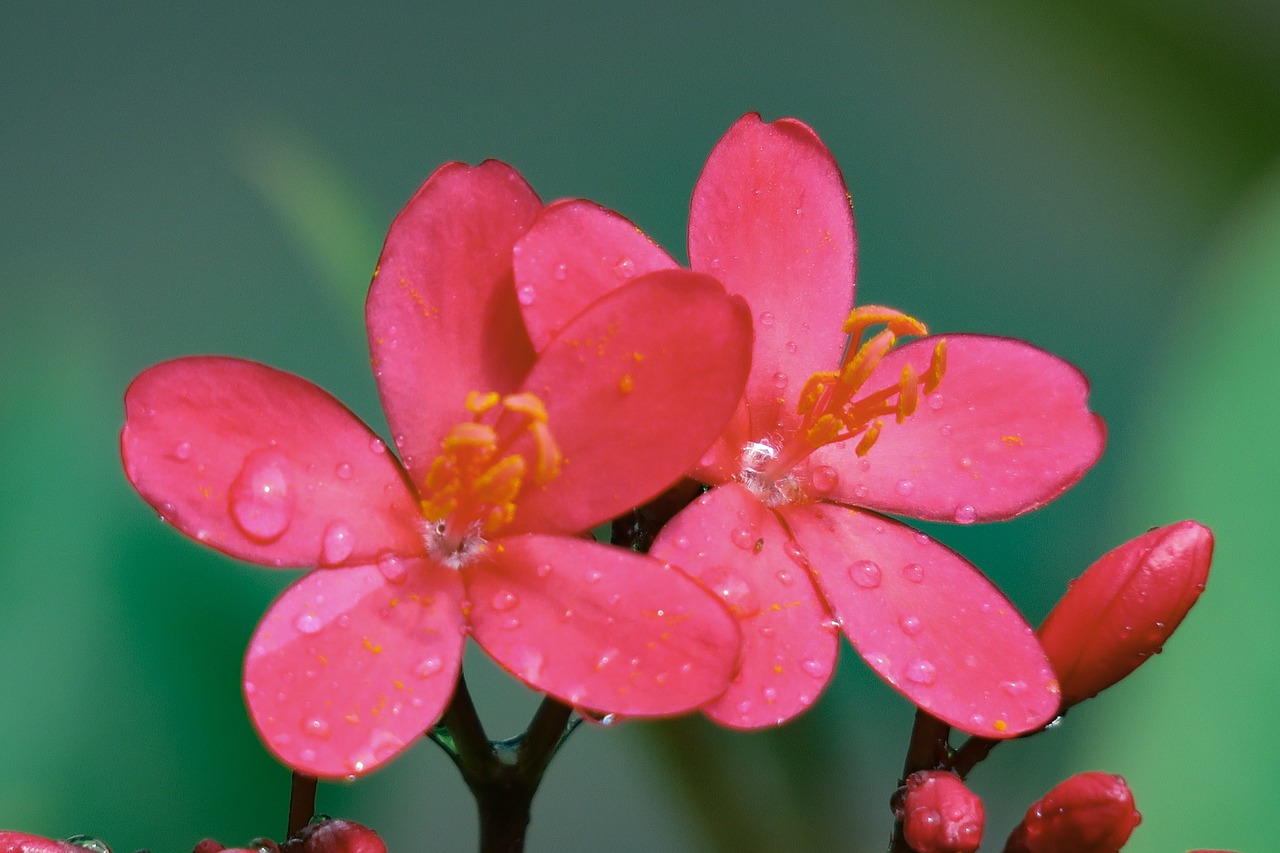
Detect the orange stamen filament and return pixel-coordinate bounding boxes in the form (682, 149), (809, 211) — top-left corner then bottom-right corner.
(759, 305), (945, 483)
(419, 391), (562, 554)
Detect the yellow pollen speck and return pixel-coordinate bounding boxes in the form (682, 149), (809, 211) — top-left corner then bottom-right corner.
(631, 351), (645, 362)
(393, 680), (404, 690)
(362, 637), (383, 654)
(994, 719), (1008, 732)
(344, 713), (360, 724)
(773, 665), (783, 674)
(618, 374), (634, 394)
(1001, 435), (1024, 445)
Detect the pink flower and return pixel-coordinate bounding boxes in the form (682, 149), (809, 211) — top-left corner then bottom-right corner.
(1038, 520), (1213, 706)
(1002, 772), (1141, 853)
(0, 834), (97, 853)
(122, 160), (754, 778)
(895, 771), (984, 853)
(511, 114), (1105, 733)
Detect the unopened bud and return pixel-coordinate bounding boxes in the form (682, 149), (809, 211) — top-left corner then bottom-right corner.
(190, 843), (225, 853)
(295, 820), (385, 853)
(895, 771), (984, 853)
(1003, 772), (1140, 853)
(1038, 520), (1212, 706)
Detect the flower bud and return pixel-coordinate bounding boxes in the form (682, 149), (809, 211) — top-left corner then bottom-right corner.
(1038, 520), (1212, 706)
(895, 771), (984, 853)
(295, 821), (385, 853)
(1003, 772), (1140, 853)
(191, 843), (225, 853)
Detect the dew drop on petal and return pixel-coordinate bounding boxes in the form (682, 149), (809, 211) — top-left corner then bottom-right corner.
(303, 716), (331, 739)
(775, 568), (794, 586)
(229, 449), (296, 542)
(898, 614), (922, 636)
(701, 566), (761, 618)
(771, 371), (788, 390)
(415, 656), (443, 678)
(901, 563), (925, 583)
(759, 311), (776, 327)
(927, 393), (944, 411)
(295, 612), (323, 635)
(1000, 679), (1028, 696)
(491, 590), (519, 611)
(174, 441), (192, 460)
(614, 256), (635, 278)
(518, 284), (538, 305)
(848, 560), (882, 589)
(801, 658), (828, 679)
(553, 262), (568, 281)
(585, 569), (602, 584)
(895, 479), (915, 497)
(335, 462), (353, 480)
(511, 645), (544, 681)
(536, 563), (553, 579)
(762, 685), (778, 702)
(785, 340), (798, 354)
(369, 437), (387, 455)
(953, 505), (977, 525)
(376, 551), (407, 583)
(784, 540), (810, 568)
(939, 423), (954, 437)
(730, 526), (756, 550)
(320, 521), (355, 564)
(904, 657), (937, 685)
(809, 465), (839, 494)
(595, 647), (619, 669)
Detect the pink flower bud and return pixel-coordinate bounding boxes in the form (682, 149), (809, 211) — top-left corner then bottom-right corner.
(1003, 772), (1141, 853)
(1038, 520), (1212, 706)
(295, 821), (385, 853)
(895, 771), (984, 853)
(191, 842), (225, 853)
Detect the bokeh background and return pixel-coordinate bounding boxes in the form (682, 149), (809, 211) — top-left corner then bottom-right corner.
(3, 2), (1277, 851)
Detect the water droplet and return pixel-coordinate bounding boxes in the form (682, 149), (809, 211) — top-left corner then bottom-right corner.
(901, 563), (925, 583)
(784, 540), (810, 568)
(895, 479), (915, 496)
(295, 612), (323, 635)
(320, 521), (355, 564)
(852, 484), (870, 499)
(801, 658), (828, 678)
(492, 590), (519, 611)
(736, 699), (752, 714)
(809, 465), (839, 493)
(595, 647), (619, 669)
(303, 716), (331, 739)
(335, 462), (353, 480)
(771, 371), (788, 390)
(759, 311), (776, 327)
(856, 457), (871, 472)
(173, 441), (192, 460)
(377, 551), (407, 583)
(939, 423), (954, 437)
(585, 569), (602, 584)
(784, 340), (798, 354)
(415, 656), (443, 678)
(904, 657), (937, 685)
(614, 256), (635, 278)
(536, 563), (553, 579)
(898, 614), (922, 636)
(516, 284), (537, 305)
(762, 685), (778, 702)
(1000, 679), (1029, 696)
(369, 437), (387, 454)
(65, 836), (112, 853)
(701, 566), (760, 618)
(927, 393), (944, 411)
(730, 526), (756, 549)
(673, 535), (690, 549)
(848, 560), (882, 589)
(336, 613), (351, 629)
(775, 568), (794, 586)
(953, 505), (977, 524)
(229, 448), (296, 542)
(553, 262), (568, 280)
(820, 616), (843, 634)
(511, 645), (544, 681)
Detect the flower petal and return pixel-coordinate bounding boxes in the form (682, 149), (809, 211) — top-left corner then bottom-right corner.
(509, 269), (752, 534)
(244, 561), (465, 779)
(783, 501), (1060, 737)
(689, 113), (856, 438)
(650, 483), (839, 729)
(121, 357), (423, 567)
(513, 199), (679, 352)
(367, 160), (543, 485)
(0, 833), (87, 853)
(466, 534), (741, 716)
(817, 335), (1105, 522)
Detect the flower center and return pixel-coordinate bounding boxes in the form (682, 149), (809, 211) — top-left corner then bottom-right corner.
(418, 390), (561, 566)
(753, 305), (946, 489)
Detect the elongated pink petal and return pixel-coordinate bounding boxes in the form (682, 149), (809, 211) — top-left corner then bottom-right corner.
(689, 113), (856, 439)
(0, 833), (87, 853)
(367, 160), (542, 485)
(122, 357), (423, 568)
(465, 534), (741, 716)
(244, 561), (466, 778)
(816, 335), (1105, 522)
(783, 501), (1060, 737)
(512, 199), (679, 351)
(508, 270), (752, 534)
(650, 483), (839, 729)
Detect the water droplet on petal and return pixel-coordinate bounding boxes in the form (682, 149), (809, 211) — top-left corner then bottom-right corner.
(1000, 679), (1028, 696)
(595, 647), (619, 669)
(295, 612), (323, 635)
(759, 311), (776, 327)
(848, 560), (882, 589)
(517, 284), (537, 305)
(939, 423), (954, 437)
(784, 340), (798, 354)
(901, 563), (925, 583)
(303, 716), (331, 739)
(511, 645), (544, 681)
(335, 461), (353, 479)
(730, 526), (756, 549)
(762, 685), (778, 702)
(809, 465), (839, 493)
(904, 657), (937, 685)
(377, 551), (407, 583)
(614, 256), (635, 278)
(673, 535), (690, 549)
(553, 262), (568, 281)
(173, 441), (192, 460)
(895, 479), (915, 497)
(701, 566), (760, 618)
(775, 568), (794, 585)
(801, 658), (828, 678)
(953, 505), (977, 524)
(492, 590), (519, 611)
(320, 521), (355, 564)
(229, 449), (296, 542)
(898, 614), (922, 636)
(65, 836), (112, 853)
(784, 540), (810, 568)
(927, 393), (944, 411)
(771, 371), (788, 390)
(415, 656), (443, 678)
(369, 437), (387, 454)
(536, 563), (553, 579)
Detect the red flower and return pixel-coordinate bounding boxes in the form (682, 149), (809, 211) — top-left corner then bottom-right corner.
(1002, 772), (1141, 853)
(510, 114), (1104, 733)
(895, 771), (984, 853)
(1038, 520), (1213, 706)
(122, 161), (754, 777)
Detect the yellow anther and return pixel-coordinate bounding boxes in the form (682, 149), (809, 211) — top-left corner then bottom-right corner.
(923, 339), (947, 394)
(842, 305), (928, 344)
(797, 371), (838, 416)
(530, 422), (562, 482)
(806, 414), (843, 446)
(855, 419), (883, 456)
(502, 392), (549, 423)
(897, 364), (918, 422)
(466, 391), (501, 414)
(443, 422), (498, 450)
(838, 329), (897, 394)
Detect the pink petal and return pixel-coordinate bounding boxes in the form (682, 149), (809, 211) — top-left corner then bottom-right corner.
(465, 534), (741, 716)
(509, 270), (752, 534)
(244, 561), (466, 779)
(689, 113), (856, 439)
(122, 357), (424, 568)
(0, 833), (87, 853)
(783, 501), (1060, 737)
(512, 199), (679, 352)
(650, 483), (839, 729)
(816, 335), (1105, 522)
(367, 160), (543, 485)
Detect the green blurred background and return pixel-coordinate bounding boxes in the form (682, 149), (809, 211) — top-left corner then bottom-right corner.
(3, 2), (1277, 850)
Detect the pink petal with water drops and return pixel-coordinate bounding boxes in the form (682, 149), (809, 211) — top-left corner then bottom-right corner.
(816, 335), (1105, 523)
(121, 357), (424, 569)
(508, 270), (752, 535)
(689, 113), (856, 439)
(244, 560), (466, 779)
(0, 833), (88, 853)
(366, 160), (542, 485)
(465, 534), (741, 716)
(512, 199), (679, 352)
(650, 483), (839, 729)
(783, 502), (1059, 737)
